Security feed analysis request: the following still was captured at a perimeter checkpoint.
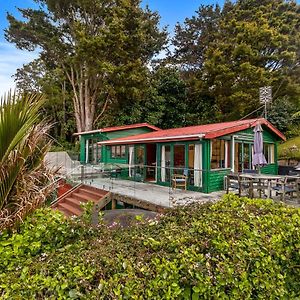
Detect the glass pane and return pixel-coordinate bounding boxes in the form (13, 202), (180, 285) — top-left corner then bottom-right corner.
(136, 146), (145, 164)
(211, 139), (226, 169)
(121, 145), (126, 158)
(234, 142), (242, 172)
(136, 146), (145, 178)
(188, 144), (195, 185)
(243, 143), (250, 170)
(174, 145), (185, 174)
(165, 145), (171, 182)
(111, 146), (116, 158)
(263, 144), (269, 163)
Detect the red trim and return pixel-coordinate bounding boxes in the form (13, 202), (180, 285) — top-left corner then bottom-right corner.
(97, 118), (286, 145)
(101, 137), (200, 145)
(74, 123), (160, 136)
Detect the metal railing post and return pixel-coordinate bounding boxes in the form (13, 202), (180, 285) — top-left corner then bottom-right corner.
(80, 165), (84, 183)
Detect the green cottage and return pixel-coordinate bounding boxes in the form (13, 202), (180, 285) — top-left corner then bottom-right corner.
(81, 118), (285, 193)
(74, 123), (161, 164)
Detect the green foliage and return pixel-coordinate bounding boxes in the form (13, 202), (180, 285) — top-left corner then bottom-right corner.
(278, 136), (300, 160)
(0, 92), (54, 229)
(171, 0), (300, 122)
(6, 0), (167, 132)
(1, 195), (300, 299)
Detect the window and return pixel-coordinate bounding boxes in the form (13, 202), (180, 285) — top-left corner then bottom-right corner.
(264, 144), (275, 163)
(211, 139), (230, 169)
(136, 146), (145, 165)
(174, 144), (185, 174)
(111, 145), (126, 159)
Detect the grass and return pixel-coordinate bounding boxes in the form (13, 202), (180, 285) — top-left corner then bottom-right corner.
(278, 136), (300, 160)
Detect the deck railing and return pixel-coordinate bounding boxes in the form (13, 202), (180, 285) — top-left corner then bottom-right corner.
(61, 163), (216, 207)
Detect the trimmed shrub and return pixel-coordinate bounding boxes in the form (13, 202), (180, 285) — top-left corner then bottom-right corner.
(0, 195), (299, 299)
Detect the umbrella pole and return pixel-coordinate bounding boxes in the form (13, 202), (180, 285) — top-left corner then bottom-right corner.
(257, 165), (261, 174)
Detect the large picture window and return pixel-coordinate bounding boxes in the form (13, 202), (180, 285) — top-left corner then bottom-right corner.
(111, 145), (126, 159)
(211, 139), (230, 169)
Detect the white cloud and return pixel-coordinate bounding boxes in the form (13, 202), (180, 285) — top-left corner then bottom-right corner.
(0, 42), (38, 95)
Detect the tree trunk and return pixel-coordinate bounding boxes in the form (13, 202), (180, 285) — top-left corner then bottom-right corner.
(64, 63), (103, 133)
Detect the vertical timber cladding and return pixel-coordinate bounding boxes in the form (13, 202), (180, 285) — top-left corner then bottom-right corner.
(102, 127), (156, 165)
(233, 126), (280, 175)
(205, 125), (281, 192)
(79, 126), (156, 164)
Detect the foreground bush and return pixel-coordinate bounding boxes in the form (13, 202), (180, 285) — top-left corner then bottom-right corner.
(0, 195), (300, 299)
(0, 92), (54, 230)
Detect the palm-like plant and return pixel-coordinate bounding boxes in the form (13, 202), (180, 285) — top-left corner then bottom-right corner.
(0, 92), (54, 229)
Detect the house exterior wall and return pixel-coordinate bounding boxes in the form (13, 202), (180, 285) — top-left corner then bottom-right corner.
(79, 127), (154, 164)
(124, 125), (280, 193)
(206, 126), (280, 192)
(80, 124), (281, 193)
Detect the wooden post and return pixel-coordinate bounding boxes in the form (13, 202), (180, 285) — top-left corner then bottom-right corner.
(112, 199), (117, 210)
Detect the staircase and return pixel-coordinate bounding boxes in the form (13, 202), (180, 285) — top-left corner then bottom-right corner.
(52, 184), (110, 217)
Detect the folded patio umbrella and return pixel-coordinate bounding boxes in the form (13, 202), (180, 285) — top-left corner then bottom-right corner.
(252, 123), (267, 172)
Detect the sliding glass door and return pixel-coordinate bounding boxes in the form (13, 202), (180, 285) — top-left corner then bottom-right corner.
(234, 142), (253, 173)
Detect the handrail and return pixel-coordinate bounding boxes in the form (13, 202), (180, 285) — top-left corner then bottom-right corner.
(50, 183), (82, 206)
(38, 165), (83, 203)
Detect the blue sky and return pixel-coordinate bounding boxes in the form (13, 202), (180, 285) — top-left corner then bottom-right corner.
(0, 0), (224, 94)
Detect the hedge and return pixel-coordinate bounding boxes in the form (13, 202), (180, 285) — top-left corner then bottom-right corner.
(0, 194), (300, 299)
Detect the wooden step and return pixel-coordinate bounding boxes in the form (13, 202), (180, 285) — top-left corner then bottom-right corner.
(82, 184), (107, 193)
(53, 206), (71, 217)
(80, 186), (107, 196)
(52, 184), (109, 217)
(71, 192), (93, 203)
(78, 188), (107, 200)
(64, 197), (87, 210)
(57, 202), (82, 216)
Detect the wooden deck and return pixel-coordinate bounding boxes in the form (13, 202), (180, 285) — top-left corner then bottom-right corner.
(81, 177), (224, 208)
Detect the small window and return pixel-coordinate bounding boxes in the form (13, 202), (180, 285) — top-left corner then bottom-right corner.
(111, 145), (126, 159)
(264, 144), (275, 164)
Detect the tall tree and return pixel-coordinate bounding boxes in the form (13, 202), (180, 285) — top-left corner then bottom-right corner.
(14, 59), (76, 141)
(171, 0), (300, 121)
(6, 0), (167, 132)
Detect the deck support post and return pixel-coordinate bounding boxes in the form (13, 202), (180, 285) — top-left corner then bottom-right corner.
(112, 199), (117, 210)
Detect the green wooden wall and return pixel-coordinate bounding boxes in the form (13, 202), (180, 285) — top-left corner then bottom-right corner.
(78, 123), (281, 193)
(79, 127), (154, 164)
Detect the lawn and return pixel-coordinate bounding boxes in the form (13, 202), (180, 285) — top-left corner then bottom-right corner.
(278, 136), (300, 160)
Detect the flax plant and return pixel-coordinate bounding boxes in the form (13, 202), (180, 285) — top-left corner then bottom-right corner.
(0, 92), (54, 229)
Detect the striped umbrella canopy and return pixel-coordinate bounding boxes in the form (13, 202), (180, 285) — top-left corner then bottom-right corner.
(252, 123), (267, 171)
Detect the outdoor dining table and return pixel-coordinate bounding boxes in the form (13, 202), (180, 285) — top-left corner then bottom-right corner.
(239, 173), (283, 199)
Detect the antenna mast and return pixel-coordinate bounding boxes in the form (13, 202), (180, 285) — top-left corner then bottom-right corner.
(259, 86), (272, 119)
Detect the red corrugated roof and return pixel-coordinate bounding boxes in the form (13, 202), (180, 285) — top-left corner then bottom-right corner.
(74, 123), (160, 136)
(98, 118), (286, 145)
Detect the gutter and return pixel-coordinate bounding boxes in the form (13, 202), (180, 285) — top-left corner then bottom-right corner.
(98, 133), (206, 145)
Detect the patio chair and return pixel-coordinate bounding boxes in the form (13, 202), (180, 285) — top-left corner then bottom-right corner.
(272, 176), (298, 201)
(172, 169), (188, 190)
(225, 174), (254, 198)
